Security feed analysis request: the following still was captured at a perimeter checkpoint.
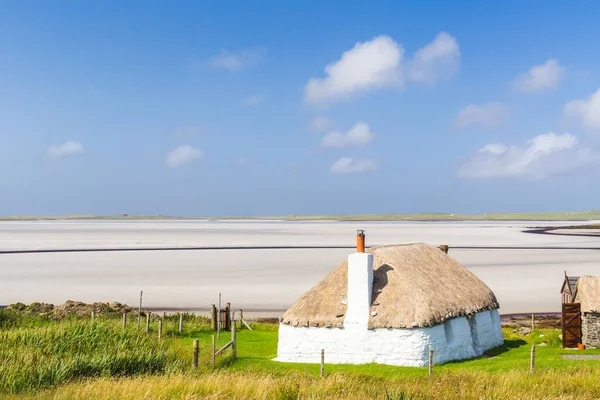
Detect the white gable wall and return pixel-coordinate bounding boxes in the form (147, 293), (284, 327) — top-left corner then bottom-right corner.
(275, 310), (504, 367)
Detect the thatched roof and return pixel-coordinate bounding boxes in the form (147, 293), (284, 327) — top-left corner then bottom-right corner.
(281, 243), (499, 329)
(573, 276), (600, 313)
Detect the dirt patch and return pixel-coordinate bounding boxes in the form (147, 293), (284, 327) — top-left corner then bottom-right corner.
(501, 314), (561, 329)
(562, 354), (600, 360)
(255, 317), (280, 324)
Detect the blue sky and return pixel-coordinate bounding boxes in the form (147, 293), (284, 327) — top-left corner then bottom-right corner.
(2, 1), (600, 216)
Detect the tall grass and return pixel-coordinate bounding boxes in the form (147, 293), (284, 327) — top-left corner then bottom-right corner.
(0, 321), (186, 394)
(15, 368), (600, 400)
(5, 306), (600, 399)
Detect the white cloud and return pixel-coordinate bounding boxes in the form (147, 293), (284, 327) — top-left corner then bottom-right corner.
(165, 145), (204, 168)
(206, 47), (265, 72)
(242, 92), (265, 106)
(481, 143), (509, 155)
(172, 126), (202, 138)
(458, 132), (598, 179)
(46, 141), (84, 159)
(564, 88), (600, 129)
(408, 32), (460, 84)
(454, 103), (510, 130)
(513, 59), (565, 92)
(287, 163), (301, 175)
(309, 116), (335, 133)
(321, 122), (374, 148)
(233, 157), (249, 166)
(330, 157), (377, 174)
(304, 35), (404, 105)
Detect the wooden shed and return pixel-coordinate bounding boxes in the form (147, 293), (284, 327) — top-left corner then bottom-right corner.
(561, 271), (580, 304)
(561, 272), (582, 348)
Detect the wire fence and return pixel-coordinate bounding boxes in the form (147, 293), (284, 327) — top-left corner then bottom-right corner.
(2, 244), (600, 255)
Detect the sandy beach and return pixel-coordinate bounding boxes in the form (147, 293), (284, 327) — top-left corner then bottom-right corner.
(0, 220), (598, 315)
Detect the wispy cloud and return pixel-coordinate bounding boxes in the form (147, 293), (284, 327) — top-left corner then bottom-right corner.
(513, 59), (565, 92)
(454, 103), (510, 130)
(242, 92), (265, 106)
(458, 132), (598, 179)
(330, 157), (377, 174)
(165, 145), (204, 168)
(309, 116), (335, 133)
(321, 122), (374, 148)
(408, 32), (460, 84)
(233, 156), (250, 166)
(206, 47), (265, 72)
(564, 88), (600, 130)
(171, 126), (202, 138)
(46, 141), (84, 159)
(287, 163), (301, 175)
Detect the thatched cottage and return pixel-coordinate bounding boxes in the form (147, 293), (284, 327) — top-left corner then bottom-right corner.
(570, 276), (600, 348)
(274, 232), (504, 367)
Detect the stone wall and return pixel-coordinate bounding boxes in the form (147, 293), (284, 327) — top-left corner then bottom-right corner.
(582, 312), (600, 348)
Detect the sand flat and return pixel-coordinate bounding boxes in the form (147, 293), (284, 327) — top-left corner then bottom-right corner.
(0, 220), (598, 315)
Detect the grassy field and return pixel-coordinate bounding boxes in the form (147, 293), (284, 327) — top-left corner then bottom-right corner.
(2, 210), (600, 222)
(4, 306), (600, 399)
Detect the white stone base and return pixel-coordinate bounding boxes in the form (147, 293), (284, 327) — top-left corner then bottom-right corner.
(274, 310), (504, 367)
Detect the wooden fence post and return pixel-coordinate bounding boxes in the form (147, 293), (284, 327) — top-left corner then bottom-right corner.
(530, 345), (536, 373)
(91, 310), (96, 323)
(211, 305), (217, 331)
(218, 293), (222, 337)
(211, 335), (216, 365)
(193, 339), (199, 370)
(122, 313), (127, 329)
(239, 310), (244, 329)
(226, 302), (231, 331)
(320, 349), (325, 377)
(179, 313), (183, 333)
(531, 313), (535, 330)
(429, 347), (434, 376)
(232, 321), (237, 359)
(158, 320), (163, 340)
(145, 313), (150, 335)
(138, 290), (143, 330)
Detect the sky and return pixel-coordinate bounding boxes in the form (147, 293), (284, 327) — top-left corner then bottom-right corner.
(1, 1), (600, 216)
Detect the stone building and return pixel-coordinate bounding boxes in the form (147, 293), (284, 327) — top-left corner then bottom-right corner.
(572, 276), (600, 348)
(274, 231), (504, 367)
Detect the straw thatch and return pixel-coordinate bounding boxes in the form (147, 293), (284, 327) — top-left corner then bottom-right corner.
(281, 243), (499, 329)
(573, 276), (600, 313)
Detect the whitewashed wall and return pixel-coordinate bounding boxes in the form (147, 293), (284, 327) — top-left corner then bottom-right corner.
(472, 309), (504, 353)
(275, 310), (504, 367)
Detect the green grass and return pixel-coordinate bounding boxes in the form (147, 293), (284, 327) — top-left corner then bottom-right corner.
(183, 324), (600, 376)
(5, 307), (600, 399)
(2, 210), (600, 221)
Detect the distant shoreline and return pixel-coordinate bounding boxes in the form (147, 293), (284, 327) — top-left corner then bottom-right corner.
(1, 211), (600, 223)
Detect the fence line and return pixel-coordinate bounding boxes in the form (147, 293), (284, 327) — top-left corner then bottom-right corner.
(3, 245), (599, 255)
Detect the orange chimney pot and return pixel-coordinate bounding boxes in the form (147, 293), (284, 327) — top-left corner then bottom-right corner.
(356, 230), (365, 253)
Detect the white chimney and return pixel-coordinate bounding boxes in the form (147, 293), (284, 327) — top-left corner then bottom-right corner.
(344, 230), (373, 329)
